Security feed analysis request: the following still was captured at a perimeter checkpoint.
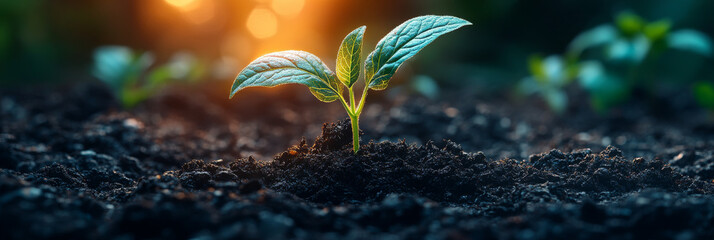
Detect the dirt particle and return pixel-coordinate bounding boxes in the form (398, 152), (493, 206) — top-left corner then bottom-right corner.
(122, 118), (144, 129)
(444, 107), (459, 118)
(672, 151), (696, 167)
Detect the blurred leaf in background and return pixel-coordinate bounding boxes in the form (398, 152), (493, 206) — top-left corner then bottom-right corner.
(93, 46), (153, 90)
(520, 10), (713, 113)
(93, 46), (205, 108)
(410, 75), (440, 100)
(1, 0), (714, 118)
(693, 81), (714, 111)
(0, 0), (57, 85)
(518, 55), (576, 113)
(167, 52), (207, 83)
(668, 30), (713, 56)
(0, 22), (10, 61)
(577, 61), (629, 112)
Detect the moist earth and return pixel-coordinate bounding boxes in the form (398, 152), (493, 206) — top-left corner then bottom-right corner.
(1, 83), (713, 239)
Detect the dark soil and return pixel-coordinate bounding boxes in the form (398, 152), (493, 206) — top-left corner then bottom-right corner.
(1, 83), (714, 239)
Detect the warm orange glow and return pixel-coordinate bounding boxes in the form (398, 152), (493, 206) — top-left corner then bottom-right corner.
(271, 0), (305, 17)
(164, 0), (199, 10)
(183, 0), (216, 25)
(246, 8), (278, 39)
(221, 32), (252, 60)
(164, 0), (216, 25)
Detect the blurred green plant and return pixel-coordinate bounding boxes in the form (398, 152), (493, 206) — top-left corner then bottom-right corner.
(517, 55), (577, 113)
(410, 75), (441, 100)
(229, 15), (471, 153)
(93, 46), (205, 108)
(520, 11), (712, 113)
(0, 0), (59, 84)
(693, 81), (714, 111)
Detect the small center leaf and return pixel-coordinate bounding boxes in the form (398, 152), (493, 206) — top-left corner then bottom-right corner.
(336, 26), (366, 88)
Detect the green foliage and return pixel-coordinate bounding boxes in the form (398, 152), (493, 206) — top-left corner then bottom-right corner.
(410, 75), (440, 99)
(230, 15), (471, 153)
(0, 22), (9, 60)
(365, 16), (471, 90)
(694, 82), (714, 110)
(93, 46), (205, 108)
(668, 30), (713, 56)
(518, 55), (575, 113)
(520, 11), (713, 113)
(577, 61), (629, 112)
(230, 51), (341, 102)
(336, 26), (365, 88)
(643, 20), (671, 41)
(615, 12), (646, 37)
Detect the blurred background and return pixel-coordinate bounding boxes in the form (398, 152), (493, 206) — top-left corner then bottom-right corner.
(1, 0), (713, 113)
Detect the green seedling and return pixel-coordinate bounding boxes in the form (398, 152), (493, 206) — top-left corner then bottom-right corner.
(518, 55), (578, 113)
(93, 46), (205, 108)
(229, 15), (471, 153)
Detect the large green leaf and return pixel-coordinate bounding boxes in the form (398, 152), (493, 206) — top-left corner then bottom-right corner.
(336, 26), (365, 88)
(229, 51), (341, 102)
(568, 24), (617, 56)
(668, 30), (712, 56)
(365, 15), (471, 90)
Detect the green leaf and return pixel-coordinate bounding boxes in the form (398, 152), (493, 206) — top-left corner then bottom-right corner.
(607, 36), (650, 63)
(365, 15), (471, 90)
(230, 50), (341, 102)
(147, 65), (173, 88)
(336, 26), (365, 88)
(577, 62), (629, 112)
(643, 20), (671, 41)
(544, 89), (567, 114)
(120, 87), (152, 109)
(568, 24), (617, 56)
(527, 54), (546, 82)
(92, 46), (154, 89)
(517, 76), (540, 96)
(167, 52), (197, 79)
(615, 12), (644, 37)
(541, 55), (568, 86)
(92, 46), (135, 88)
(693, 82), (714, 110)
(410, 75), (440, 99)
(668, 30), (712, 56)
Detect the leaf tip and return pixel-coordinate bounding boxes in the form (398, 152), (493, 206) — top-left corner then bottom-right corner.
(228, 88), (237, 99)
(229, 79), (242, 99)
(453, 16), (473, 27)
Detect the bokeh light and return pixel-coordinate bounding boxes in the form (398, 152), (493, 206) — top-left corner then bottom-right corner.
(164, 0), (199, 9)
(246, 8), (279, 39)
(164, 0), (216, 25)
(271, 0), (305, 17)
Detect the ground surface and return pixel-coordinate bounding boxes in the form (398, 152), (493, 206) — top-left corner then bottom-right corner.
(1, 83), (714, 239)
